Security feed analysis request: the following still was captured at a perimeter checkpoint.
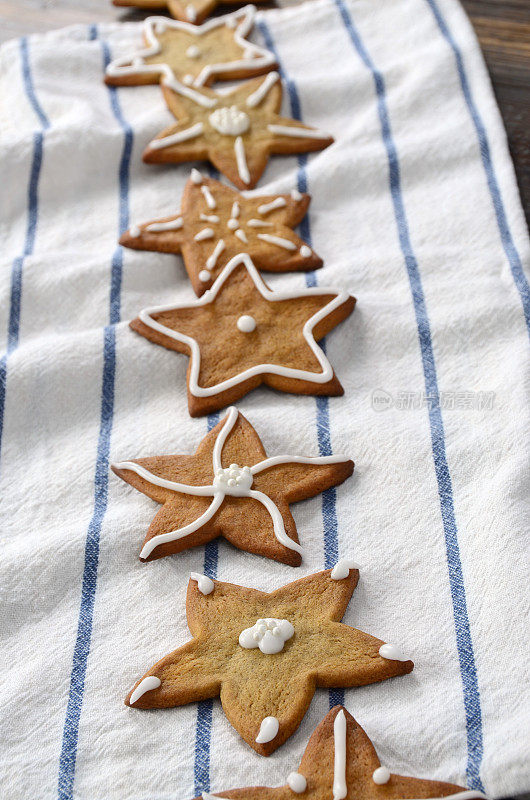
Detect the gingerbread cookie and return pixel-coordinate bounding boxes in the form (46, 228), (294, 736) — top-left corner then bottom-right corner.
(143, 73), (333, 188)
(121, 171), (322, 296)
(125, 567), (414, 754)
(112, 406), (353, 564)
(195, 706), (482, 800)
(105, 7), (276, 88)
(112, 0), (268, 25)
(129, 253), (356, 416)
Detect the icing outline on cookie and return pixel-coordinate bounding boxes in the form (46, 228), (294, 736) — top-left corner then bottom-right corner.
(105, 6), (276, 88)
(113, 406), (350, 560)
(136, 253), (353, 396)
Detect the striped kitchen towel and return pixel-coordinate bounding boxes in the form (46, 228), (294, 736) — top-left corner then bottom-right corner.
(0, 0), (528, 799)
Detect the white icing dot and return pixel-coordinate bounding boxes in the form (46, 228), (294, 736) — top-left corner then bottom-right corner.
(300, 245), (312, 258)
(372, 766), (391, 785)
(186, 45), (200, 58)
(287, 773), (307, 793)
(191, 168), (203, 184)
(183, 74), (194, 85)
(256, 716), (279, 743)
(379, 643), (409, 662)
(237, 314), (256, 333)
(198, 270), (210, 282)
(129, 224), (141, 238)
(186, 5), (197, 21)
(227, 218), (239, 230)
(239, 618), (294, 654)
(209, 105), (250, 136)
(330, 558), (360, 580)
(190, 572), (214, 595)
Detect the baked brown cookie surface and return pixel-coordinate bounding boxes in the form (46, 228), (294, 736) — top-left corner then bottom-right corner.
(129, 253), (356, 416)
(105, 7), (276, 87)
(112, 0), (269, 25)
(143, 73), (333, 188)
(125, 569), (414, 754)
(195, 706), (476, 800)
(112, 406), (353, 563)
(120, 172), (322, 296)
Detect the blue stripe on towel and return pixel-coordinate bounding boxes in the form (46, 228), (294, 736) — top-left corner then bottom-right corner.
(57, 30), (134, 800)
(0, 39), (50, 464)
(334, 0), (484, 788)
(193, 413), (220, 795)
(257, 20), (344, 712)
(425, 0), (530, 338)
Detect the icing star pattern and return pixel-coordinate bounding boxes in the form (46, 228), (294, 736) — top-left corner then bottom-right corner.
(143, 72), (334, 188)
(195, 706), (483, 800)
(112, 0), (268, 25)
(129, 253), (356, 416)
(112, 406), (354, 564)
(125, 569), (414, 754)
(105, 7), (276, 88)
(120, 172), (322, 296)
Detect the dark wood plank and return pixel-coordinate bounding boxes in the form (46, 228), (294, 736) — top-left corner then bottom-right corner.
(0, 0), (528, 226)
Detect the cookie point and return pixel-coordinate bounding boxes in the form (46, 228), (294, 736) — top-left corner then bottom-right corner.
(255, 715), (279, 743)
(191, 168), (203, 184)
(190, 572), (214, 595)
(129, 675), (161, 706)
(330, 558), (360, 580)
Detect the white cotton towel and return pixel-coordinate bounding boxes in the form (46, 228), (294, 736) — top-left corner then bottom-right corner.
(0, 1), (528, 799)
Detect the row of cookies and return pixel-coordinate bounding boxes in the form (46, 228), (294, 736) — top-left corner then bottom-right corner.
(105, 3), (485, 800)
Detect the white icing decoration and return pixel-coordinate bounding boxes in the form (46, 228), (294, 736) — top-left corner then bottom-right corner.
(191, 168), (203, 184)
(268, 124), (331, 139)
(231, 201), (240, 218)
(239, 618), (294, 654)
(206, 239), (225, 270)
(300, 245), (312, 258)
(201, 214), (220, 223)
(256, 716), (279, 743)
(129, 224), (141, 238)
(199, 270), (210, 282)
(195, 227), (215, 241)
(333, 710), (347, 800)
(379, 643), (409, 662)
(104, 7), (275, 89)
(186, 5), (197, 21)
(209, 106), (250, 136)
(287, 773), (307, 793)
(247, 219), (272, 227)
(129, 675), (161, 705)
(372, 766), (391, 785)
(183, 74), (194, 85)
(163, 75), (217, 108)
(257, 197), (286, 215)
(257, 233), (296, 250)
(113, 405), (350, 559)
(237, 315), (256, 332)
(401, 793), (489, 800)
(234, 136), (250, 185)
(201, 185), (217, 209)
(227, 218), (239, 230)
(246, 71), (279, 108)
(291, 189), (302, 200)
(235, 228), (248, 243)
(202, 794), (224, 800)
(190, 572), (214, 595)
(145, 217), (183, 233)
(149, 121), (204, 150)
(136, 253), (353, 395)
(330, 558), (360, 580)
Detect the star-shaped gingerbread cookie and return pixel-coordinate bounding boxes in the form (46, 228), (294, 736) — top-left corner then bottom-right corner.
(143, 72), (333, 188)
(129, 253), (356, 416)
(112, 406), (354, 564)
(105, 7), (276, 88)
(195, 706), (483, 800)
(112, 0), (268, 25)
(125, 567), (414, 754)
(120, 171), (322, 296)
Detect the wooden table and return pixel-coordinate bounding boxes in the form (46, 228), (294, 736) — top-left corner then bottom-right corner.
(1, 0), (528, 227)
